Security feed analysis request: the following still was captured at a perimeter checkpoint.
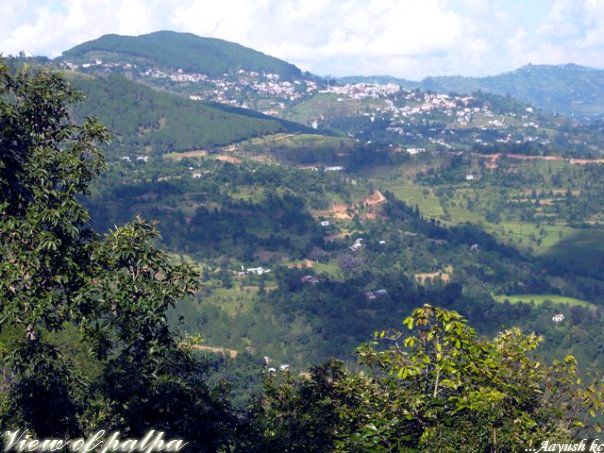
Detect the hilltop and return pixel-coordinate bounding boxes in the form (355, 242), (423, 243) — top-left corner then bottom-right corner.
(62, 30), (303, 79)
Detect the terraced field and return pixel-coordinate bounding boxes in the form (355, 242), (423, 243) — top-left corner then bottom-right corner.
(493, 294), (599, 311)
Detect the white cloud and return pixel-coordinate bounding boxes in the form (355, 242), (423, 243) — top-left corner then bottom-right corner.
(1, 0), (603, 78)
(505, 0), (604, 69)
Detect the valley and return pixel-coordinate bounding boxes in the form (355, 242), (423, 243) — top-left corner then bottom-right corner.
(9, 33), (599, 376)
(4, 22), (604, 447)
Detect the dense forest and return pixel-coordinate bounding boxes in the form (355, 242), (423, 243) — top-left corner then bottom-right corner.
(68, 72), (310, 156)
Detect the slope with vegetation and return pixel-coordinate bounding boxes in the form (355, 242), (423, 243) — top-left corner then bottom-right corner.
(62, 30), (303, 79)
(342, 63), (604, 120)
(67, 72), (311, 156)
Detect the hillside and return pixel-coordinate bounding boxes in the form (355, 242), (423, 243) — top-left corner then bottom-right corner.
(421, 64), (604, 119)
(283, 83), (604, 157)
(67, 72), (311, 155)
(62, 30), (303, 79)
(341, 64), (604, 119)
(84, 148), (604, 370)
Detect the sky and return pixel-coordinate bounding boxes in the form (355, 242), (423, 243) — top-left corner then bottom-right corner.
(2, 0), (604, 80)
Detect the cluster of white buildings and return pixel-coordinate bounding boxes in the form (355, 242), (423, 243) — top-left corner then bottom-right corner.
(142, 67), (318, 109)
(63, 59), (135, 71)
(323, 84), (550, 148)
(320, 82), (401, 100)
(144, 67), (209, 83)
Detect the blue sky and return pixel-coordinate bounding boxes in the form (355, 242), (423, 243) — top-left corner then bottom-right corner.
(2, 0), (603, 79)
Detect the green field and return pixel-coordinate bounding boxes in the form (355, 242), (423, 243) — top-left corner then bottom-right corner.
(236, 132), (353, 152)
(493, 293), (598, 310)
(542, 229), (604, 268)
(285, 93), (386, 125)
(381, 181), (444, 218)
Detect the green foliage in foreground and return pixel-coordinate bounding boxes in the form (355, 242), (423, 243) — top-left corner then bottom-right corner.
(246, 305), (604, 452)
(0, 63), (233, 450)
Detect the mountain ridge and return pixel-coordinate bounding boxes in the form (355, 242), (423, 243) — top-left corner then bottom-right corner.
(339, 63), (604, 119)
(62, 30), (303, 79)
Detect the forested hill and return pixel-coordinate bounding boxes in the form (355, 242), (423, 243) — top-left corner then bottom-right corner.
(62, 31), (303, 79)
(67, 72), (311, 155)
(342, 64), (604, 119)
(421, 64), (604, 119)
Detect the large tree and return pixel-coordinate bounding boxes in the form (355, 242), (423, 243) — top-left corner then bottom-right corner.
(0, 62), (233, 451)
(246, 304), (604, 452)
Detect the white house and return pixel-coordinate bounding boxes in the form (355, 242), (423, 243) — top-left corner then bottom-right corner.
(466, 174), (475, 181)
(350, 238), (364, 252)
(320, 220), (330, 227)
(552, 313), (565, 323)
(247, 267), (270, 275)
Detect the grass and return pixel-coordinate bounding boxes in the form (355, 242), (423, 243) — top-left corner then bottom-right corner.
(381, 181), (444, 218)
(202, 285), (261, 317)
(370, 163), (590, 255)
(484, 222), (575, 255)
(236, 133), (353, 152)
(314, 260), (344, 280)
(542, 228), (604, 268)
(493, 293), (598, 311)
(285, 93), (386, 125)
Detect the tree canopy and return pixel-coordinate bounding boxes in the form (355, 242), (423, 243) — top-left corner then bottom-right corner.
(0, 63), (233, 451)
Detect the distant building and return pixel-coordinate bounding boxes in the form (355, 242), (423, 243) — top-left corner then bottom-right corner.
(552, 313), (565, 323)
(350, 238), (364, 252)
(325, 166), (344, 171)
(301, 275), (319, 285)
(192, 173), (202, 178)
(466, 174), (475, 181)
(375, 289), (389, 296)
(247, 267), (270, 275)
(320, 220), (330, 227)
(280, 364), (290, 371)
(379, 240), (386, 245)
(365, 291), (377, 301)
